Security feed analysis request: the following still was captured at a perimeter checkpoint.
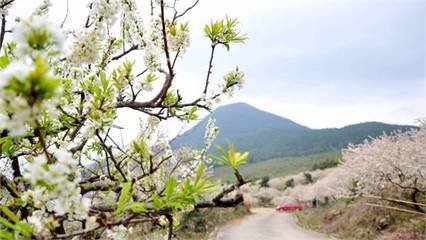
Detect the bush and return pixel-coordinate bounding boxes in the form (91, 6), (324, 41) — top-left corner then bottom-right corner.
(303, 172), (313, 184)
(311, 158), (339, 171)
(260, 175), (270, 188)
(285, 178), (295, 188)
(258, 196), (273, 207)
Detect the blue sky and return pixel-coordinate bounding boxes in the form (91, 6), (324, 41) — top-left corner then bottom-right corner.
(12, 0), (426, 132)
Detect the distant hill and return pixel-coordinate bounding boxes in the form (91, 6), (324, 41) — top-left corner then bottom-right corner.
(172, 102), (415, 163)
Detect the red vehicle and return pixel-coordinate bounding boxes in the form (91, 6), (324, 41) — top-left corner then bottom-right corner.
(275, 203), (303, 212)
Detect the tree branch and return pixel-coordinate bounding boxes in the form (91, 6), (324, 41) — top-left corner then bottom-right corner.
(0, 14), (6, 51)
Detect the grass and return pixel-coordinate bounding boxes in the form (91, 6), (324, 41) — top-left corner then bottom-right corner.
(295, 199), (425, 240)
(213, 150), (340, 182)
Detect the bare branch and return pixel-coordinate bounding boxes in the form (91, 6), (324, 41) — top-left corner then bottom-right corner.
(0, 14), (6, 51)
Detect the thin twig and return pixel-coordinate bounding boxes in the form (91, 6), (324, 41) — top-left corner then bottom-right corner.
(60, 0), (69, 28)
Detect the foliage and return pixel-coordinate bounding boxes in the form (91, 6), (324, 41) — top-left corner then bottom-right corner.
(204, 17), (247, 51)
(259, 175), (270, 188)
(258, 196), (273, 207)
(285, 178), (295, 188)
(303, 172), (313, 184)
(295, 199), (425, 240)
(177, 205), (249, 238)
(311, 157), (339, 171)
(210, 144), (249, 171)
(0, 1), (248, 239)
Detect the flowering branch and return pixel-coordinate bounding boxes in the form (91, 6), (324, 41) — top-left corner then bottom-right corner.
(0, 1), (249, 239)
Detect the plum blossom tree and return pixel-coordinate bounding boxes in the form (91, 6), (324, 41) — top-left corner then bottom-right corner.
(288, 122), (425, 212)
(0, 0), (249, 239)
(341, 122), (426, 212)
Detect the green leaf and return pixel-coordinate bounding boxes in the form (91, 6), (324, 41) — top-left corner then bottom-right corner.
(165, 177), (177, 200)
(0, 55), (9, 69)
(124, 202), (146, 213)
(0, 206), (19, 224)
(0, 216), (14, 230)
(152, 195), (163, 210)
(1, 137), (13, 154)
(100, 71), (109, 92)
(0, 216), (31, 237)
(13, 222), (32, 237)
(0, 229), (13, 240)
(195, 164), (204, 185)
(210, 144), (249, 170)
(115, 182), (133, 215)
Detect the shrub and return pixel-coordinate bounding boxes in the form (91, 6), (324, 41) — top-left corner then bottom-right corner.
(285, 178), (295, 188)
(258, 196), (273, 207)
(311, 158), (339, 171)
(260, 175), (270, 188)
(304, 172), (313, 184)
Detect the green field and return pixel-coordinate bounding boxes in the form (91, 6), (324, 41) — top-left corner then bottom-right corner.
(213, 150), (340, 182)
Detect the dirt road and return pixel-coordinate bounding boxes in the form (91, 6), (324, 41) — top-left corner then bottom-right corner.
(212, 208), (331, 240)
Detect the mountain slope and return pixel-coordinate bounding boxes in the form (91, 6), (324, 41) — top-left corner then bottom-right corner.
(173, 102), (415, 162)
(173, 102), (308, 147)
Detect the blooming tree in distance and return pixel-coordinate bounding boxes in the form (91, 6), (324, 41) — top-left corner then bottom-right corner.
(341, 122), (426, 212)
(287, 123), (425, 213)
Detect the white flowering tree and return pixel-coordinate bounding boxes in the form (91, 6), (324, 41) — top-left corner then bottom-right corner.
(0, 0), (250, 239)
(341, 122), (426, 213)
(283, 123), (425, 213)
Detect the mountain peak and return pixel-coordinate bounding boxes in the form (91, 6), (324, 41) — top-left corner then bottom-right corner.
(172, 102), (308, 150)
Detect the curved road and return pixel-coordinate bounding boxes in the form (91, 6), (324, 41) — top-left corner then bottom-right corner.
(212, 208), (332, 240)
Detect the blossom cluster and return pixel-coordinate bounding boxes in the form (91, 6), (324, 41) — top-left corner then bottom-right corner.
(23, 149), (94, 234)
(204, 118), (220, 151)
(222, 66), (245, 95)
(105, 225), (133, 239)
(169, 23), (191, 52)
(0, 16), (63, 137)
(14, 16), (63, 57)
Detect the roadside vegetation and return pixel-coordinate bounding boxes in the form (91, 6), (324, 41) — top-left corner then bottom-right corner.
(288, 123), (426, 239)
(295, 199), (425, 240)
(128, 206), (250, 239)
(177, 205), (250, 239)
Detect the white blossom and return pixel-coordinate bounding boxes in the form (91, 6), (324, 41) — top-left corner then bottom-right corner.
(105, 225), (133, 240)
(14, 15), (64, 57)
(69, 30), (100, 64)
(169, 24), (190, 52)
(90, 0), (120, 25)
(204, 118), (220, 152)
(223, 66), (245, 94)
(23, 149), (91, 222)
(144, 44), (161, 72)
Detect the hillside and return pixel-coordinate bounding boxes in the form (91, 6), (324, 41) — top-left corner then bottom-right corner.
(213, 151), (340, 182)
(173, 102), (415, 162)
